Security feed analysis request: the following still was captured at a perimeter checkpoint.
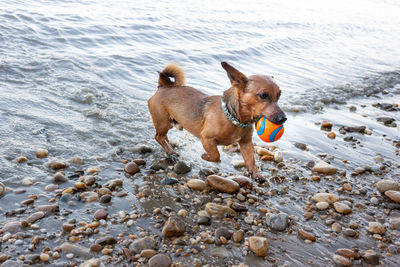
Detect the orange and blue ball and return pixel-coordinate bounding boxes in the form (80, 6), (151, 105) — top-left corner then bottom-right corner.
(255, 117), (284, 142)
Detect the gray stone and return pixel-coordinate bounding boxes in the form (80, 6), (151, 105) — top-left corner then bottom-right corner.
(174, 161), (191, 174)
(129, 236), (156, 254)
(268, 213), (289, 231)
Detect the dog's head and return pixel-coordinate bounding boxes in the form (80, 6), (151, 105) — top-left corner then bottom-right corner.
(221, 62), (286, 125)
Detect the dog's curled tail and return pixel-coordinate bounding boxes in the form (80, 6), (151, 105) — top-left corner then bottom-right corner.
(158, 63), (186, 87)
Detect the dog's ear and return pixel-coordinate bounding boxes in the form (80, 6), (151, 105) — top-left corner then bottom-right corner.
(221, 62), (248, 86)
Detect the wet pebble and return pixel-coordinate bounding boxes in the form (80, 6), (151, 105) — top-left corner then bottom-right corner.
(313, 193), (339, 204)
(39, 253), (49, 262)
(384, 190), (400, 203)
(47, 161), (67, 170)
(389, 217), (400, 230)
(2, 221), (21, 233)
(124, 161), (140, 175)
(26, 211), (45, 224)
(316, 201), (329, 210)
(148, 254), (173, 267)
(94, 209), (108, 220)
(206, 175), (240, 194)
(22, 177), (34, 186)
(376, 179), (399, 193)
(360, 250), (380, 265)
(174, 161), (191, 174)
(141, 249), (157, 258)
(343, 228), (357, 237)
(368, 222), (385, 235)
(205, 203), (236, 217)
(187, 179), (207, 191)
(129, 236), (156, 254)
(36, 149), (48, 158)
(162, 216), (186, 237)
(60, 242), (91, 258)
(248, 236), (269, 257)
(312, 161), (337, 174)
(99, 194), (112, 203)
(331, 223), (342, 233)
(231, 202), (248, 212)
(82, 176), (96, 186)
(333, 202), (352, 214)
(161, 177), (178, 185)
(0, 182), (5, 196)
(268, 213), (289, 231)
(229, 176), (252, 189)
(332, 254), (352, 266)
(53, 172), (68, 183)
(298, 229), (316, 241)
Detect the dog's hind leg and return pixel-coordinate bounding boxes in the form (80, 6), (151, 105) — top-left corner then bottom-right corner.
(148, 98), (177, 155)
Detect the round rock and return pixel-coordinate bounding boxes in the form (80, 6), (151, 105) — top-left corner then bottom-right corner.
(368, 222), (386, 235)
(124, 162), (140, 175)
(248, 236), (269, 257)
(162, 216), (186, 237)
(385, 190), (400, 203)
(148, 254), (172, 267)
(206, 175), (240, 194)
(94, 209), (108, 220)
(376, 179), (399, 193)
(187, 179), (207, 191)
(333, 202), (352, 214)
(313, 193), (339, 204)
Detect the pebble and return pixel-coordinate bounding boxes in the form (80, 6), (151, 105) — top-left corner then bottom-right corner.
(148, 254), (173, 267)
(174, 161), (191, 174)
(385, 190), (400, 203)
(35, 203), (59, 213)
(316, 201), (329, 210)
(368, 222), (386, 235)
(162, 216), (186, 237)
(389, 217), (400, 230)
(62, 223), (75, 232)
(331, 223), (342, 232)
(327, 132), (336, 139)
(141, 249), (157, 258)
(129, 236), (156, 254)
(333, 202), (352, 214)
(39, 253), (49, 262)
(22, 177), (34, 186)
(332, 254), (352, 266)
(206, 175), (240, 194)
(70, 156), (83, 164)
(36, 149), (48, 158)
(312, 161), (337, 174)
(60, 242), (91, 258)
(343, 228), (357, 237)
(255, 147), (273, 156)
(90, 244), (102, 252)
(215, 227), (232, 245)
(17, 156), (28, 163)
(103, 179), (123, 190)
(47, 161), (68, 170)
(232, 160), (246, 168)
(177, 209), (188, 217)
(81, 191), (99, 202)
(233, 230), (244, 243)
(0, 182), (4, 196)
(336, 248), (358, 259)
(94, 209), (108, 220)
(274, 150), (283, 163)
(99, 194), (112, 203)
(45, 184), (59, 192)
(26, 211), (45, 224)
(321, 120), (333, 130)
(124, 161), (140, 175)
(83, 176), (96, 186)
(360, 250), (380, 265)
(205, 203), (236, 217)
(53, 172), (68, 183)
(312, 193), (339, 204)
(248, 236), (269, 257)
(294, 142), (308, 150)
(97, 187), (111, 196)
(376, 179), (399, 193)
(80, 259), (101, 267)
(298, 229), (316, 241)
(161, 177), (178, 185)
(2, 221), (21, 233)
(229, 176), (252, 189)
(268, 213), (289, 231)
(187, 179), (208, 191)
(231, 202), (248, 212)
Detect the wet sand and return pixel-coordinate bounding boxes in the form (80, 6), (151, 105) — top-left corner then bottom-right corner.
(0, 93), (399, 267)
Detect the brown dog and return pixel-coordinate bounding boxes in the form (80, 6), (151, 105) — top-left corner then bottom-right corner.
(148, 62), (286, 182)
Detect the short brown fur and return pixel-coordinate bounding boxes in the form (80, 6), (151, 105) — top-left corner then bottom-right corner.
(148, 62), (286, 182)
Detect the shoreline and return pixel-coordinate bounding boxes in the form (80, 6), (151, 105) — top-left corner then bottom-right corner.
(0, 93), (399, 267)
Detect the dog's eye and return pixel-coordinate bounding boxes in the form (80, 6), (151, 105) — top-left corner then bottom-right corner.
(258, 93), (270, 100)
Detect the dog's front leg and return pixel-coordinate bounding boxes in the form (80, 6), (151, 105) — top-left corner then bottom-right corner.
(239, 139), (265, 183)
(200, 137), (220, 162)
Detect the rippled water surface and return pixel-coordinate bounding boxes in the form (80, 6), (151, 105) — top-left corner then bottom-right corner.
(1, 1), (400, 265)
(1, 0), (400, 159)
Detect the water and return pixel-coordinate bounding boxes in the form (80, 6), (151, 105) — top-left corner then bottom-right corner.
(1, 1), (400, 265)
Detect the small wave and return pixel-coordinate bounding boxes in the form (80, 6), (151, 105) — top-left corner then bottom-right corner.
(282, 70), (400, 113)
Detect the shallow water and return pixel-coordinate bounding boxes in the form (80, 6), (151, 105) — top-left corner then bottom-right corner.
(1, 0), (400, 266)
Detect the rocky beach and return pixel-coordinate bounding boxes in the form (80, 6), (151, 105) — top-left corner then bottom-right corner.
(1, 91), (399, 266)
(1, 0), (400, 266)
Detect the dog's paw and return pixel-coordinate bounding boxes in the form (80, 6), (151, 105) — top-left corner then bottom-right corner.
(251, 173), (266, 184)
(201, 153), (220, 162)
(167, 152), (179, 163)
